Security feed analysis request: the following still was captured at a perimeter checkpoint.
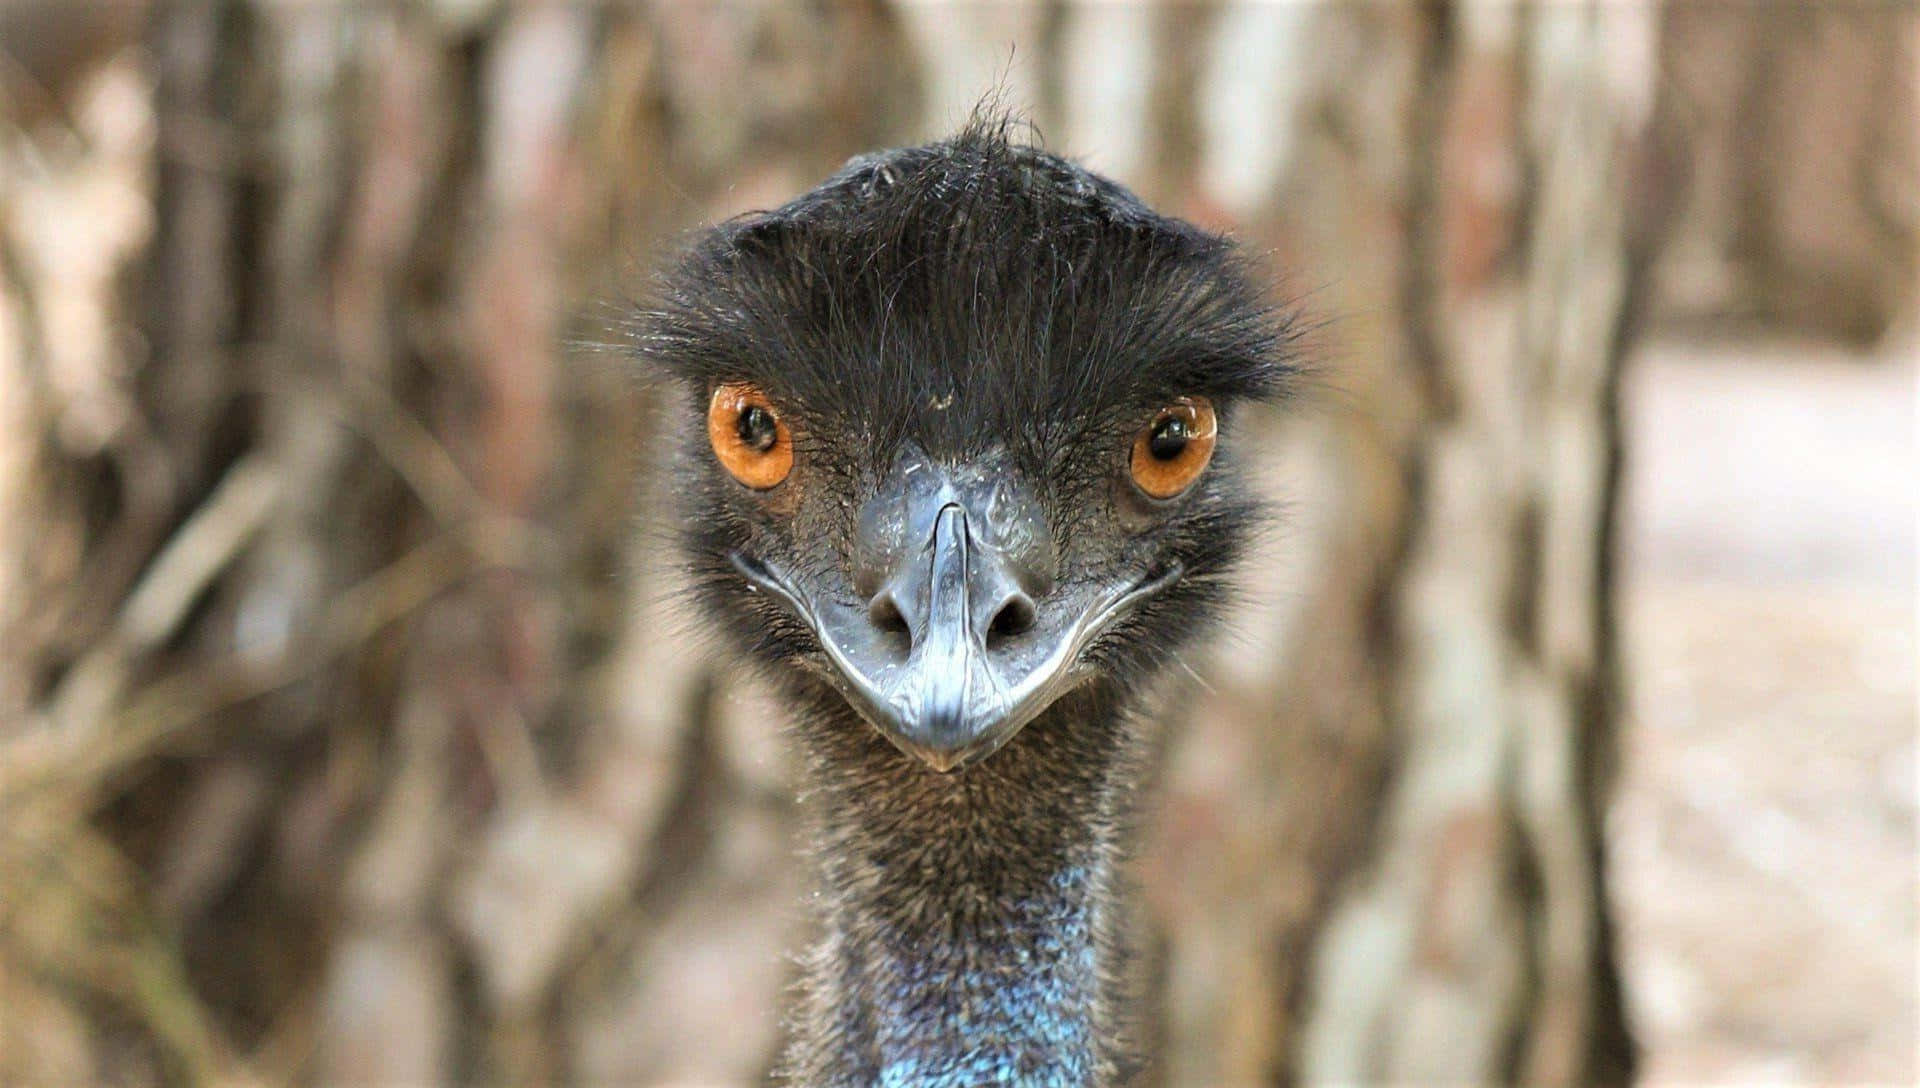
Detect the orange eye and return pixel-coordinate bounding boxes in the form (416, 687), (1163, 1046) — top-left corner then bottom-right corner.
(1129, 396), (1216, 499)
(708, 382), (793, 489)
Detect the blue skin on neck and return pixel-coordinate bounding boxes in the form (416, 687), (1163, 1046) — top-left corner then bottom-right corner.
(791, 688), (1139, 1086)
(866, 865), (1102, 1088)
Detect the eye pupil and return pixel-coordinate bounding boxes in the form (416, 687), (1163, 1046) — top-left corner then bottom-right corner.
(1148, 416), (1190, 461)
(737, 405), (778, 452)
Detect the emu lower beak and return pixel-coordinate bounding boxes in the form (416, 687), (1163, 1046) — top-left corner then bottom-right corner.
(732, 502), (1176, 773)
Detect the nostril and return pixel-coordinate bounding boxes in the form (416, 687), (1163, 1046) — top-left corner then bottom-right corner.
(868, 593), (910, 639)
(986, 593), (1036, 646)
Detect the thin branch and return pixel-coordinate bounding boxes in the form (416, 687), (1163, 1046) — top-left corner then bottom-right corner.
(3, 534), (475, 807)
(41, 454), (282, 743)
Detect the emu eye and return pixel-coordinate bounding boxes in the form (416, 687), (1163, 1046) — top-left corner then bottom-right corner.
(1129, 396), (1216, 500)
(708, 382), (793, 489)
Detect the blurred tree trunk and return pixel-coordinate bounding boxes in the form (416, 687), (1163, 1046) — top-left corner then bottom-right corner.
(1654, 0), (1915, 344)
(1288, 3), (1657, 1081)
(1136, 2), (1665, 1083)
(0, 1), (1843, 1085)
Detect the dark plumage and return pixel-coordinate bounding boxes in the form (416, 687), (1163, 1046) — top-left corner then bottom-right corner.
(638, 118), (1297, 1086)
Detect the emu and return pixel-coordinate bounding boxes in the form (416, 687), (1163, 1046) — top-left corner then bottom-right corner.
(641, 120), (1294, 1086)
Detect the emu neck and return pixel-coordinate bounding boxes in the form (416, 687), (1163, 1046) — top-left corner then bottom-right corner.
(787, 688), (1137, 1087)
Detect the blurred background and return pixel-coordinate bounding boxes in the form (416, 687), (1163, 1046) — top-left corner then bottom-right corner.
(0, 1), (1912, 1085)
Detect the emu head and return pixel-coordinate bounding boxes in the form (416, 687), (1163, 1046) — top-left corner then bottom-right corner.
(644, 124), (1291, 772)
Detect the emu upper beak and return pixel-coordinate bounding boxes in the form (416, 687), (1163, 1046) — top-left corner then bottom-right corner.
(732, 468), (1176, 772)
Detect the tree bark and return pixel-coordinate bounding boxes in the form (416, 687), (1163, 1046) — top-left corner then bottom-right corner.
(1288, 5), (1655, 1080)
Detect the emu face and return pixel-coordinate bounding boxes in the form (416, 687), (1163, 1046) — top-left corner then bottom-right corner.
(647, 129), (1289, 772)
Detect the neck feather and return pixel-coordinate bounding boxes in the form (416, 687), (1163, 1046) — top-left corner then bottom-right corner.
(783, 686), (1142, 1087)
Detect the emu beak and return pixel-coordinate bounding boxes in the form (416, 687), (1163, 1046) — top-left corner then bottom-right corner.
(861, 502), (1030, 770)
(733, 467), (1179, 773)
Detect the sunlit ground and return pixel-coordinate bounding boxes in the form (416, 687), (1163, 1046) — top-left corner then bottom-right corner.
(1615, 337), (1917, 1083)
